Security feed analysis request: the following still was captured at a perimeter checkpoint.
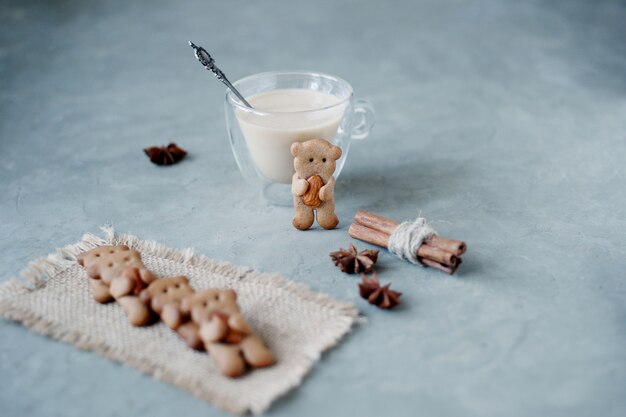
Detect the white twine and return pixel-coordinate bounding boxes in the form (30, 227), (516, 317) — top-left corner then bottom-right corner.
(387, 217), (437, 265)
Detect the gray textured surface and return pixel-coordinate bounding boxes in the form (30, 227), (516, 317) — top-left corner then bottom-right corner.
(1, 0), (625, 416)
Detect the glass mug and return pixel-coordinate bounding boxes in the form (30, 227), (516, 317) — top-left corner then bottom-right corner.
(224, 71), (375, 205)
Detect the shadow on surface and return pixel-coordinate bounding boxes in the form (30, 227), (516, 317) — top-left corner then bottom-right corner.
(337, 159), (473, 212)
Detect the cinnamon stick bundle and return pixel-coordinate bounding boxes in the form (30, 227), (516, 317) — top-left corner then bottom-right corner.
(348, 210), (467, 275)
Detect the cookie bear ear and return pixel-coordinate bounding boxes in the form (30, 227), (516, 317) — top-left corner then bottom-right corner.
(222, 289), (237, 302)
(291, 142), (302, 157)
(331, 145), (342, 161)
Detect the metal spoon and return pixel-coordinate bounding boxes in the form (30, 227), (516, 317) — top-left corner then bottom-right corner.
(189, 41), (253, 108)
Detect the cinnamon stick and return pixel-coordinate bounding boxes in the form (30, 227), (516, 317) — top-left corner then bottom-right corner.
(348, 223), (458, 274)
(420, 257), (458, 275)
(427, 235), (467, 256)
(417, 243), (461, 267)
(354, 210), (467, 256)
(353, 210), (397, 235)
(348, 223), (389, 248)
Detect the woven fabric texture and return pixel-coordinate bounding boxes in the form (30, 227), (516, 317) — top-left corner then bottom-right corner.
(0, 228), (359, 414)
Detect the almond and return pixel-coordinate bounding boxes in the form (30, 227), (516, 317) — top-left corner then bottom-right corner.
(302, 175), (324, 207)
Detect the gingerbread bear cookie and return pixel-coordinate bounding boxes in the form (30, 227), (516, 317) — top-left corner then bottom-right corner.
(139, 276), (202, 350)
(290, 138), (342, 230)
(181, 288), (274, 377)
(77, 245), (155, 326)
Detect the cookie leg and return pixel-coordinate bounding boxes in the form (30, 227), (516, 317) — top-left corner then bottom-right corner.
(117, 296), (151, 326)
(177, 322), (203, 350)
(292, 200), (315, 230)
(207, 343), (246, 377)
(316, 201), (339, 230)
(86, 264), (101, 280)
(240, 335), (274, 368)
(89, 278), (113, 303)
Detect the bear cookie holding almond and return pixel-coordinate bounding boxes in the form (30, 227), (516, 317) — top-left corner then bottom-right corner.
(290, 138), (342, 230)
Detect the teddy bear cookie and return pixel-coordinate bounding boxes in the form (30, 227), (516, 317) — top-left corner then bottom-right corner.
(290, 138), (342, 230)
(139, 276), (202, 350)
(77, 245), (155, 326)
(181, 288), (274, 377)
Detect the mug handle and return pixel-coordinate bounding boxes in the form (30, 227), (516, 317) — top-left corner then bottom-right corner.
(351, 99), (375, 140)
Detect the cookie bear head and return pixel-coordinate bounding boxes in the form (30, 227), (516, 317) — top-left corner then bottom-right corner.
(180, 288), (240, 324)
(140, 276), (194, 314)
(181, 288), (252, 344)
(291, 138), (342, 182)
(77, 245), (149, 285)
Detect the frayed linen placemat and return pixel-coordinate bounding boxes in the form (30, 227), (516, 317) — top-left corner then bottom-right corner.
(0, 228), (359, 415)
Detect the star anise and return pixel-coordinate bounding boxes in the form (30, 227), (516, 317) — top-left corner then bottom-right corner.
(329, 244), (378, 273)
(144, 143), (187, 166)
(358, 273), (402, 310)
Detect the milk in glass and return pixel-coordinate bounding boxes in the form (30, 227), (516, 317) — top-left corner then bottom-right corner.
(235, 89), (346, 184)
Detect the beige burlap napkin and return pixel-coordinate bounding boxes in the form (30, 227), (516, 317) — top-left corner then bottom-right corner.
(0, 228), (358, 414)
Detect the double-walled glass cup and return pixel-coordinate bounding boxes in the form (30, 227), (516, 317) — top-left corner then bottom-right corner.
(225, 71), (374, 205)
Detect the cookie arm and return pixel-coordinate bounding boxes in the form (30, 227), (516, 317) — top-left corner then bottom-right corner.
(86, 264), (101, 279)
(109, 275), (136, 298)
(291, 173), (309, 197)
(139, 268), (155, 284)
(199, 314), (229, 343)
(228, 313), (252, 334)
(162, 303), (185, 329)
(319, 176), (335, 202)
(89, 278), (113, 303)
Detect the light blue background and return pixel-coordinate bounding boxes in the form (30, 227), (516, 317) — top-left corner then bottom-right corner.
(1, 1), (625, 416)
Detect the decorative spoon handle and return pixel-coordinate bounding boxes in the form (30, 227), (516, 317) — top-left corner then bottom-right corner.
(189, 41), (253, 108)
